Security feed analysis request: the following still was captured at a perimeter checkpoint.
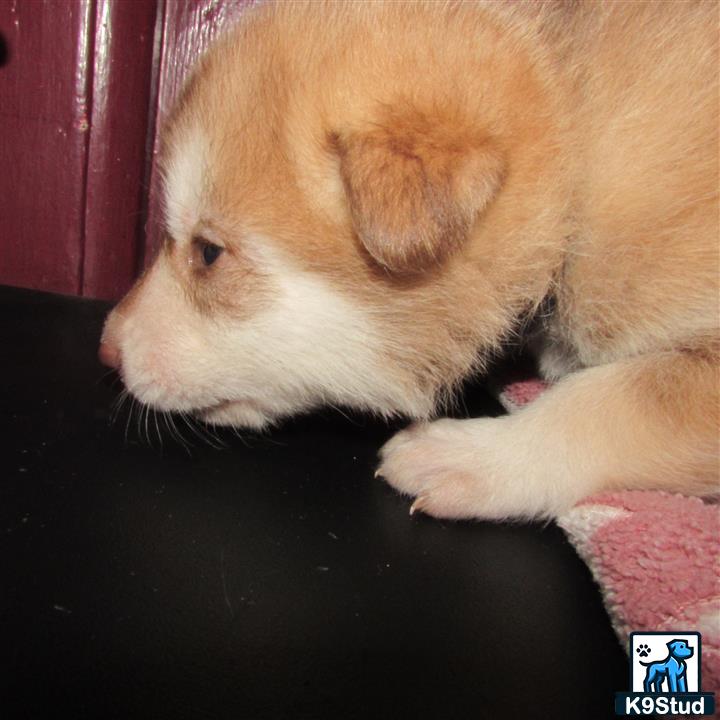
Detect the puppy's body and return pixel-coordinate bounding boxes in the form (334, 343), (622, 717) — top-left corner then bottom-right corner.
(101, 1), (719, 520)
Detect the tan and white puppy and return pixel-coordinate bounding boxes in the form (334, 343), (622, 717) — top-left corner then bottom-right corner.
(100, 1), (719, 521)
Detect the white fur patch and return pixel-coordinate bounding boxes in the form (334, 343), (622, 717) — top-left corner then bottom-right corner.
(163, 126), (210, 242)
(199, 241), (433, 425)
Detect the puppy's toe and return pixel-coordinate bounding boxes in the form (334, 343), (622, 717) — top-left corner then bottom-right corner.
(407, 478), (481, 520)
(377, 420), (452, 495)
(376, 419), (497, 519)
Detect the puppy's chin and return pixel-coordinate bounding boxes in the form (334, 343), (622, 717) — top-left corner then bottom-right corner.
(199, 399), (276, 430)
(195, 383), (437, 431)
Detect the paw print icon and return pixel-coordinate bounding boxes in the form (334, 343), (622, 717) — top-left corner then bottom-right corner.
(636, 643), (651, 658)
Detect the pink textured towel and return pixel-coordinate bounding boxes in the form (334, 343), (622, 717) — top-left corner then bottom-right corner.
(499, 380), (720, 700)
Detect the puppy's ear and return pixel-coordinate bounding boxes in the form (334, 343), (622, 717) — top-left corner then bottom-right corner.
(332, 111), (504, 273)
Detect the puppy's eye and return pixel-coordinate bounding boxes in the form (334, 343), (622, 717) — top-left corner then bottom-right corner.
(192, 236), (224, 267)
(202, 242), (223, 266)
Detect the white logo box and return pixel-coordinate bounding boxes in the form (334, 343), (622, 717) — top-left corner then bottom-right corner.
(629, 632), (701, 693)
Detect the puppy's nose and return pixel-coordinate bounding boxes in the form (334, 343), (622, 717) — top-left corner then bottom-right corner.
(98, 340), (121, 370)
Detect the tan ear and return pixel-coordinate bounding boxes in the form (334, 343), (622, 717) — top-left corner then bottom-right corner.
(333, 112), (504, 273)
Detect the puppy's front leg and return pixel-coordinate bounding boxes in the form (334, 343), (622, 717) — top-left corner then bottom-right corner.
(378, 352), (719, 520)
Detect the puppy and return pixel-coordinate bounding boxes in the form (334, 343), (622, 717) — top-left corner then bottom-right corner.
(99, 1), (719, 521)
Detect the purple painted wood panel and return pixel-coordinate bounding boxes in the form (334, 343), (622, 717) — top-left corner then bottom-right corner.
(82, 0), (158, 300)
(0, 0), (254, 298)
(0, 0), (93, 296)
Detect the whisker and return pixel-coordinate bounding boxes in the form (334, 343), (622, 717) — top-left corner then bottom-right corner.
(161, 411), (177, 446)
(166, 411), (193, 455)
(124, 397), (136, 446)
(95, 368), (121, 386)
(110, 389), (129, 426)
(181, 411), (225, 450)
(325, 401), (360, 426)
(135, 399), (144, 443)
(153, 408), (163, 452)
(200, 419), (227, 450)
(230, 425), (252, 448)
(144, 403), (151, 448)
(174, 411), (201, 448)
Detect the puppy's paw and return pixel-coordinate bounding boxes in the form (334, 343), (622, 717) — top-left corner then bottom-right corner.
(376, 418), (517, 520)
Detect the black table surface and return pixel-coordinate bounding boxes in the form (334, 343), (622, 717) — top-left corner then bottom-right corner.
(0, 284), (627, 719)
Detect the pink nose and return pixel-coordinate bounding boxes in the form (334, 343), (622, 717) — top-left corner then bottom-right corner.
(98, 340), (121, 369)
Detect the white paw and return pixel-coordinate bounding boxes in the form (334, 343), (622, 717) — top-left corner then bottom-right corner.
(376, 414), (581, 521)
(376, 417), (521, 520)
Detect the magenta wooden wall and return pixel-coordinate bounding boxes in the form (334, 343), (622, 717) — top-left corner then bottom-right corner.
(0, 0), (251, 300)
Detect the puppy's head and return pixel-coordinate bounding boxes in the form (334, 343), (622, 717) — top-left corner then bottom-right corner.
(100, 3), (562, 429)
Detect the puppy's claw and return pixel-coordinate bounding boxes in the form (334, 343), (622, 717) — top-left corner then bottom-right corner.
(409, 495), (429, 516)
(374, 467), (383, 479)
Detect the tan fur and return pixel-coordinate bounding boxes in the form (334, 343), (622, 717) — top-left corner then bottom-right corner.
(101, 0), (719, 520)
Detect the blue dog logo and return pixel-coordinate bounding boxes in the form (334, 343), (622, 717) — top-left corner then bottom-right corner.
(640, 639), (694, 693)
(616, 632), (715, 715)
